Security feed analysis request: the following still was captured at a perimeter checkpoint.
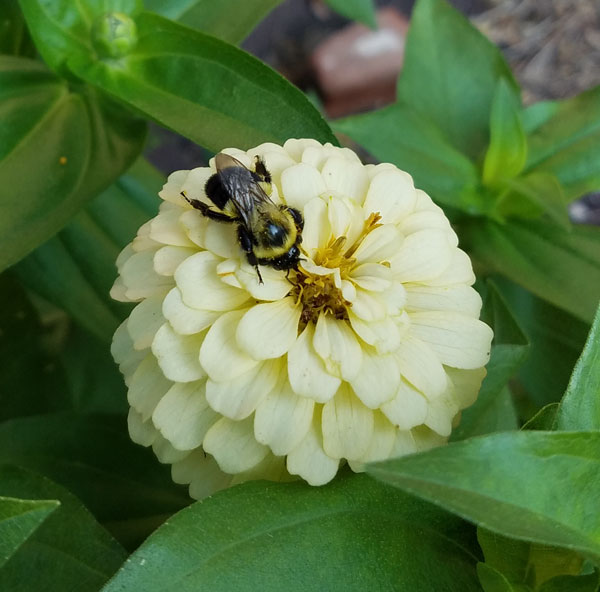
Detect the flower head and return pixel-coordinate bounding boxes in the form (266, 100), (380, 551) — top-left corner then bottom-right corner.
(111, 139), (493, 498)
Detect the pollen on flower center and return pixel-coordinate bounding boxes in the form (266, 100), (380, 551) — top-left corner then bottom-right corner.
(290, 212), (383, 328)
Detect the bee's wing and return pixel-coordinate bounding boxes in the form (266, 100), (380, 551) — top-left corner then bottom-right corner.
(215, 153), (274, 227)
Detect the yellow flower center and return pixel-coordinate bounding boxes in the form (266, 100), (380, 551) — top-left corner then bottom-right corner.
(290, 212), (382, 328)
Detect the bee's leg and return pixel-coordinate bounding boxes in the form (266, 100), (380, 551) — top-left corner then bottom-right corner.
(182, 193), (236, 223)
(238, 226), (263, 284)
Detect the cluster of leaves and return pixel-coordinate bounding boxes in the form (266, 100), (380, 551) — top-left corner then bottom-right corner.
(1, 0), (599, 590)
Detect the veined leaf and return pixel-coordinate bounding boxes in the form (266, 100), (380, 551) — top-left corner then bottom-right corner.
(144, 0), (285, 45)
(103, 474), (481, 591)
(67, 12), (336, 152)
(0, 56), (145, 271)
(0, 465), (125, 591)
(369, 431), (600, 563)
(465, 218), (600, 324)
(556, 303), (600, 431)
(397, 0), (517, 159)
(324, 0), (377, 29)
(0, 496), (58, 568)
(483, 78), (527, 186)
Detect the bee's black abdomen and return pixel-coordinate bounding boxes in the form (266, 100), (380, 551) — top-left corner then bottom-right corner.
(205, 174), (230, 209)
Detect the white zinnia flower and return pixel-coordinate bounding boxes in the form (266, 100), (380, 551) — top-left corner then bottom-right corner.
(111, 139), (493, 498)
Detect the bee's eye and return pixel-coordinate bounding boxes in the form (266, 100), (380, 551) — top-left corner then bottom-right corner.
(265, 222), (286, 246)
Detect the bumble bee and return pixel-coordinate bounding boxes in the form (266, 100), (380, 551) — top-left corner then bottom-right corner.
(182, 153), (303, 283)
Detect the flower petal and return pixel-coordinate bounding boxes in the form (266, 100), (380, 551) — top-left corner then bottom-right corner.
(286, 407), (339, 485)
(287, 323), (341, 403)
(159, 169), (190, 205)
(425, 248), (476, 286)
(446, 366), (487, 409)
(154, 246), (196, 276)
(350, 347), (399, 408)
(391, 430), (418, 456)
(353, 225), (404, 265)
(395, 334), (447, 399)
(175, 251), (251, 311)
(390, 229), (453, 283)
(321, 157), (369, 202)
(171, 449), (232, 499)
(280, 162), (327, 209)
(350, 263), (392, 292)
(380, 379), (428, 429)
(405, 284), (482, 316)
(313, 314), (363, 381)
(152, 322), (206, 382)
(409, 311), (493, 369)
(412, 425), (447, 451)
(127, 408), (158, 447)
(363, 169), (417, 224)
(152, 381), (218, 450)
(322, 383), (374, 461)
(200, 309), (260, 381)
(351, 411), (396, 467)
(127, 295), (165, 350)
(236, 298), (301, 360)
(206, 358), (280, 420)
(235, 261), (292, 301)
(203, 416), (269, 474)
(121, 249), (173, 300)
(348, 313), (403, 354)
(152, 435), (188, 464)
(162, 287), (220, 335)
(111, 320), (147, 384)
(283, 138), (323, 162)
(301, 197), (331, 256)
(150, 208), (194, 247)
(424, 390), (458, 437)
(399, 210), (456, 246)
(127, 354), (172, 420)
(254, 377), (314, 455)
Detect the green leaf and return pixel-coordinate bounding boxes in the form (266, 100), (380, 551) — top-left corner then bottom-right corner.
(477, 529), (589, 591)
(15, 158), (161, 342)
(0, 496), (58, 568)
(369, 431), (600, 563)
(465, 218), (600, 324)
(483, 78), (527, 186)
(59, 326), (128, 414)
(0, 465), (126, 591)
(68, 12), (336, 153)
(496, 172), (570, 231)
(397, 0), (517, 159)
(556, 304), (600, 431)
(0, 0), (35, 56)
(451, 282), (527, 440)
(477, 563), (527, 592)
(324, 0), (377, 29)
(0, 273), (69, 421)
(494, 277), (590, 409)
(477, 529), (531, 587)
(538, 572), (599, 592)
(522, 403), (559, 431)
(0, 414), (191, 549)
(521, 100), (559, 134)
(103, 474), (481, 592)
(0, 56), (146, 271)
(333, 103), (480, 211)
(525, 86), (600, 201)
(18, 0), (141, 74)
(144, 0), (285, 45)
